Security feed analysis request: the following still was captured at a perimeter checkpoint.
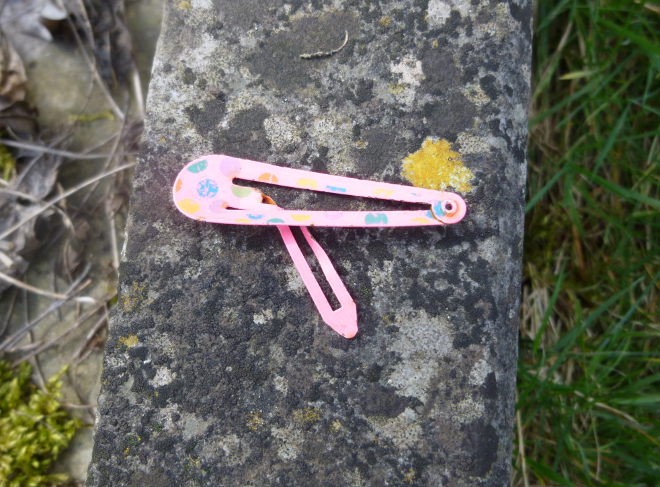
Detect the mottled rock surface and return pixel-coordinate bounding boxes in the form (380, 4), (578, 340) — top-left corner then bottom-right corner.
(87, 0), (530, 485)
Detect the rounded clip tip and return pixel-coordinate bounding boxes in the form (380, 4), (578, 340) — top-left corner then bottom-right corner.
(431, 195), (467, 224)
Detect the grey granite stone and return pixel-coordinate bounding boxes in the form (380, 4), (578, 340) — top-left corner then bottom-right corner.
(87, 0), (531, 485)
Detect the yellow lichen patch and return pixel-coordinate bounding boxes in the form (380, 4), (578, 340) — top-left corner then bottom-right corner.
(177, 1), (191, 10)
(246, 413), (265, 431)
(118, 335), (139, 348)
(403, 468), (416, 483)
(401, 138), (474, 192)
(328, 419), (343, 433)
(432, 39), (439, 48)
(292, 407), (321, 425)
(120, 281), (148, 312)
(388, 83), (406, 95)
(379, 16), (393, 27)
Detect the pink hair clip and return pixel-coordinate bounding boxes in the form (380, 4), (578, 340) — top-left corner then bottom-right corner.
(173, 155), (467, 338)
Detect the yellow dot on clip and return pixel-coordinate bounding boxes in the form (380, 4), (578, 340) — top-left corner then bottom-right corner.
(374, 188), (395, 197)
(412, 217), (431, 224)
(291, 214), (312, 222)
(235, 219), (252, 223)
(296, 178), (318, 189)
(178, 199), (201, 214)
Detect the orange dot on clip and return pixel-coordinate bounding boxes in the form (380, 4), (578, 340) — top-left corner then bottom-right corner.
(258, 173), (279, 183)
(175, 179), (183, 192)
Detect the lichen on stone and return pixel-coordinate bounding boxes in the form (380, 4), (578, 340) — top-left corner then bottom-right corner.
(401, 138), (474, 192)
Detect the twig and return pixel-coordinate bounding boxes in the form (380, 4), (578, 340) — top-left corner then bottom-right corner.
(61, 8), (125, 121)
(16, 302), (106, 364)
(0, 287), (17, 337)
(0, 269), (95, 304)
(73, 302), (110, 361)
(0, 266), (91, 351)
(300, 30), (349, 59)
(131, 67), (145, 121)
(0, 187), (75, 231)
(23, 289), (46, 389)
(0, 139), (129, 160)
(106, 198), (120, 271)
(516, 409), (530, 487)
(0, 163), (134, 242)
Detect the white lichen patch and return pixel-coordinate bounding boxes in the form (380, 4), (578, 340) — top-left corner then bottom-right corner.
(181, 412), (213, 440)
(253, 309), (273, 325)
(389, 55), (425, 108)
(271, 426), (304, 461)
(390, 55), (425, 87)
(456, 132), (490, 155)
(191, 0), (213, 8)
(284, 265), (306, 294)
(154, 403), (180, 431)
(450, 398), (485, 423)
(370, 408), (422, 449)
(273, 375), (288, 395)
(264, 116), (301, 150)
(309, 113), (355, 169)
(469, 359), (492, 386)
(427, 0), (473, 28)
(216, 434), (251, 466)
(462, 83), (491, 106)
(368, 260), (394, 289)
(149, 366), (176, 387)
(385, 310), (452, 402)
(427, 0), (452, 27)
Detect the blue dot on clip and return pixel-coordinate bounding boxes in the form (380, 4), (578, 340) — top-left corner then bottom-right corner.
(432, 201), (445, 217)
(197, 178), (219, 198)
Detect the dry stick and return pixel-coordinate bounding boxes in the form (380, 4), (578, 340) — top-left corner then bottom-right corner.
(516, 409), (530, 487)
(76, 100), (131, 210)
(0, 163), (134, 243)
(0, 269), (95, 304)
(106, 198), (121, 271)
(16, 302), (106, 364)
(61, 8), (125, 122)
(299, 30), (349, 59)
(74, 302), (111, 361)
(0, 139), (125, 160)
(0, 266), (91, 351)
(22, 288), (47, 389)
(131, 67), (146, 121)
(0, 288), (17, 338)
(0, 187), (75, 231)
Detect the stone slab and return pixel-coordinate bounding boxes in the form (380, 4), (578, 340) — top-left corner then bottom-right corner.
(87, 1), (531, 485)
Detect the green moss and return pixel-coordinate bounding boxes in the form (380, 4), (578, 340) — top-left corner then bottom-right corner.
(0, 361), (81, 487)
(0, 145), (16, 182)
(67, 110), (115, 124)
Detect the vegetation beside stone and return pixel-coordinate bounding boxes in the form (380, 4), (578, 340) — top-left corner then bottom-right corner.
(517, 1), (659, 485)
(0, 361), (81, 487)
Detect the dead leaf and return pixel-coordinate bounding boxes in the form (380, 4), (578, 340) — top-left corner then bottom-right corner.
(0, 33), (27, 110)
(0, 0), (67, 43)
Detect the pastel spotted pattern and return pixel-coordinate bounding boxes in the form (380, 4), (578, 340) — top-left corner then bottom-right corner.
(197, 178), (219, 198)
(172, 155), (467, 227)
